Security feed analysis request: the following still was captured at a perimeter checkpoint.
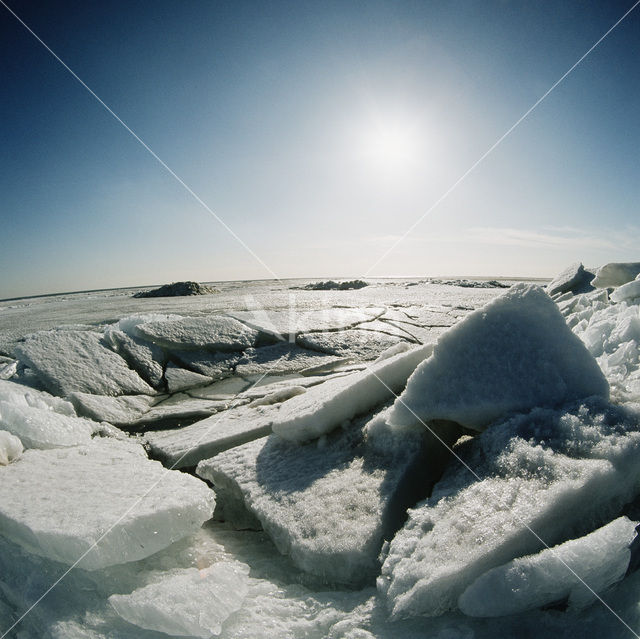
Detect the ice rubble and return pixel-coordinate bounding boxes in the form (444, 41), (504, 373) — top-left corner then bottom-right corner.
(387, 284), (609, 432)
(563, 288), (640, 402)
(197, 407), (462, 586)
(271, 344), (432, 443)
(14, 330), (154, 397)
(378, 400), (640, 618)
(458, 516), (638, 617)
(0, 430), (22, 464)
(109, 561), (250, 637)
(0, 438), (215, 569)
(592, 262), (640, 288)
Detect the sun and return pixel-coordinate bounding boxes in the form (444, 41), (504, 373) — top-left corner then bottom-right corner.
(358, 112), (422, 174)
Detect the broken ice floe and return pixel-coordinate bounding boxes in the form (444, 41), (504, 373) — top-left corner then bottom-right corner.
(197, 407), (461, 587)
(15, 330), (154, 397)
(378, 399), (640, 618)
(109, 561), (250, 638)
(546, 262), (595, 296)
(592, 262), (640, 288)
(271, 344), (432, 443)
(387, 284), (609, 432)
(133, 314), (257, 352)
(458, 515), (638, 617)
(0, 438), (215, 569)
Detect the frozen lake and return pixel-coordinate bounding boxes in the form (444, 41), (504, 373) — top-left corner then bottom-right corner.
(2, 273), (640, 639)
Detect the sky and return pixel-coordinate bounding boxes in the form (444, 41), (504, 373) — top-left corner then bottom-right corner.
(0, 0), (639, 299)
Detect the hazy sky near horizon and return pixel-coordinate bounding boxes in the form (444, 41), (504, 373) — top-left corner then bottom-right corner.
(1, 0), (639, 298)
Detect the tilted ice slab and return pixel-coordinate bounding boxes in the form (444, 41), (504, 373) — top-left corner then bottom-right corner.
(70, 391), (233, 428)
(379, 399), (640, 618)
(611, 279), (640, 304)
(0, 379), (76, 415)
(146, 392), (305, 469)
(103, 327), (166, 389)
(272, 344), (432, 443)
(592, 262), (640, 288)
(0, 438), (215, 569)
(172, 349), (239, 379)
(197, 409), (461, 587)
(458, 516), (638, 617)
(0, 378), (97, 448)
(387, 284), (609, 432)
(165, 362), (212, 393)
(109, 561), (250, 638)
(546, 262), (594, 296)
(229, 307), (385, 341)
(14, 330), (154, 397)
(0, 430), (22, 465)
(134, 315), (257, 352)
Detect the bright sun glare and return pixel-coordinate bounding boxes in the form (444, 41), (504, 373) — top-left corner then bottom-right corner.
(359, 113), (422, 174)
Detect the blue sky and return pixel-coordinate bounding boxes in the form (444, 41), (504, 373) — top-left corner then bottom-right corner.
(1, 0), (639, 298)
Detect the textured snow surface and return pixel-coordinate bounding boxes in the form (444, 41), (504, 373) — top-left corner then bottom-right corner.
(272, 344), (432, 442)
(592, 262), (640, 288)
(459, 516), (638, 617)
(0, 430), (22, 465)
(379, 399), (640, 618)
(109, 561), (250, 637)
(197, 409), (460, 586)
(388, 284), (609, 431)
(0, 438), (215, 569)
(14, 330), (154, 397)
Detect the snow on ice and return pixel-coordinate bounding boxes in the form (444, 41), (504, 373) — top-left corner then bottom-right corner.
(387, 284), (609, 432)
(0, 438), (215, 569)
(458, 516), (639, 617)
